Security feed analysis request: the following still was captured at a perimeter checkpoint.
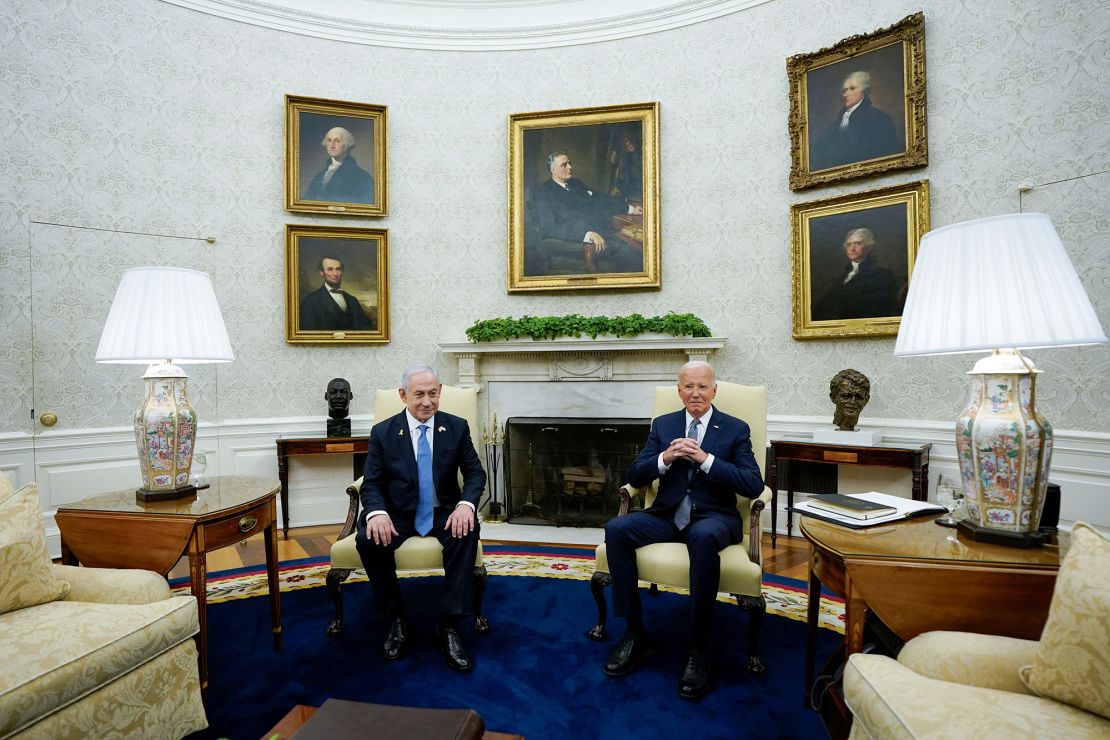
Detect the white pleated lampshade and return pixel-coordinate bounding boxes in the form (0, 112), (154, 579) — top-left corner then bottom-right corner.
(894, 213), (1108, 356)
(95, 267), (234, 364)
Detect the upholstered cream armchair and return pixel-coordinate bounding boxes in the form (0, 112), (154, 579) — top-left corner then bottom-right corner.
(587, 382), (773, 675)
(844, 522), (1110, 738)
(325, 383), (489, 636)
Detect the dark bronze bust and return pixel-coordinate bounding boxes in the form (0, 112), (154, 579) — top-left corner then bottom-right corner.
(829, 369), (871, 431)
(325, 377), (353, 437)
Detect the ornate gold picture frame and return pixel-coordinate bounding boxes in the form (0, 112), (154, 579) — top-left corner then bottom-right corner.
(787, 12), (927, 191)
(791, 180), (930, 340)
(285, 224), (389, 344)
(507, 102), (660, 292)
(285, 94), (387, 216)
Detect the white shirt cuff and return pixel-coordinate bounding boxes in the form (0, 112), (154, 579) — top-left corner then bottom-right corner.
(700, 453), (715, 473)
(657, 452), (670, 475)
(456, 501), (475, 512)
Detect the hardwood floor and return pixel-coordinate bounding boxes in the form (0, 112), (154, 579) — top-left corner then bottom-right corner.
(167, 526), (811, 582)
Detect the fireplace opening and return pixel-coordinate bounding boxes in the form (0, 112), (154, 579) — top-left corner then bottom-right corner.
(504, 417), (650, 527)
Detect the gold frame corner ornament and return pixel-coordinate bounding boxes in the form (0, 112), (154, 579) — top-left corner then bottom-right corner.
(787, 12), (927, 191)
(284, 223), (390, 344)
(791, 179), (930, 340)
(284, 94), (388, 217)
(506, 101), (661, 292)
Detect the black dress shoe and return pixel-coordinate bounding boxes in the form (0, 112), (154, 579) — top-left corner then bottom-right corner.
(678, 651), (711, 700)
(603, 631), (654, 677)
(382, 617), (409, 661)
(436, 626), (473, 672)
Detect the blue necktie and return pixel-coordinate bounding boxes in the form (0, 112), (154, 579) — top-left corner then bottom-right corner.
(674, 417), (700, 530)
(416, 424), (434, 536)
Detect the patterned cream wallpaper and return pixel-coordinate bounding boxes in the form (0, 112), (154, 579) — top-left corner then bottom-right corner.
(2, 0), (1108, 436)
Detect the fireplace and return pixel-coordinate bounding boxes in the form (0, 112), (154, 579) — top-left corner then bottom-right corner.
(438, 334), (725, 527)
(504, 417), (649, 527)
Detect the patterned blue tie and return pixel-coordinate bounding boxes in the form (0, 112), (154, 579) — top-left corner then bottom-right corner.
(674, 417), (700, 530)
(416, 424), (434, 536)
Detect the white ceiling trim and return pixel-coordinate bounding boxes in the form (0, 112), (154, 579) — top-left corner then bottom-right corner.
(158, 0), (773, 50)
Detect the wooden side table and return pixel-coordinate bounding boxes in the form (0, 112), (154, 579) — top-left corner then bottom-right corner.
(54, 475), (283, 696)
(801, 515), (1066, 738)
(766, 438), (931, 548)
(276, 436), (369, 539)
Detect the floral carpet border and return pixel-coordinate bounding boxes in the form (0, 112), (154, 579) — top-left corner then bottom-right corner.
(174, 550), (845, 634)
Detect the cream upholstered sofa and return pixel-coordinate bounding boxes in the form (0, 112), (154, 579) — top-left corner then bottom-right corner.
(0, 478), (207, 739)
(844, 522), (1110, 739)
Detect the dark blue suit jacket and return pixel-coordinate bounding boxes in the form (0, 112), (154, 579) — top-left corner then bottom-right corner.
(626, 406), (764, 539)
(358, 410), (486, 533)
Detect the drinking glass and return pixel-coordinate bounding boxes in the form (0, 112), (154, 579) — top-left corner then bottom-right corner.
(934, 476), (961, 527)
(191, 452), (208, 487)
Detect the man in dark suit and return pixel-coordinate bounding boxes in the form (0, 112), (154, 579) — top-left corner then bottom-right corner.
(355, 364), (486, 671)
(303, 126), (375, 203)
(603, 361), (764, 699)
(810, 70), (901, 171)
(811, 228), (899, 321)
(527, 151), (643, 274)
(299, 256), (375, 332)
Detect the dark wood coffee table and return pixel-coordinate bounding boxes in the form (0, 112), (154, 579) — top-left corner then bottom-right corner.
(54, 475), (282, 696)
(264, 704), (524, 739)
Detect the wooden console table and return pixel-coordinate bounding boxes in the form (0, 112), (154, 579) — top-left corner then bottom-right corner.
(276, 436), (368, 539)
(54, 476), (283, 697)
(801, 515), (1066, 738)
(767, 438), (930, 549)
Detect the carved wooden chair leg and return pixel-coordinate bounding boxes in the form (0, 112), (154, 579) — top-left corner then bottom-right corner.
(736, 592), (767, 676)
(325, 567), (354, 636)
(473, 564), (490, 635)
(587, 570), (612, 641)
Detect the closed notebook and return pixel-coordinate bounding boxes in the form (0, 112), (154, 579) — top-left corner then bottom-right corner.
(807, 493), (898, 520)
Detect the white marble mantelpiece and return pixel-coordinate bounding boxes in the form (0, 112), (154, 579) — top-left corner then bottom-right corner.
(439, 336), (726, 423)
(438, 336), (725, 386)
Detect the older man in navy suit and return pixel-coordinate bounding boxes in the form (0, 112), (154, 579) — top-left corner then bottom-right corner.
(355, 364), (486, 671)
(603, 361), (764, 699)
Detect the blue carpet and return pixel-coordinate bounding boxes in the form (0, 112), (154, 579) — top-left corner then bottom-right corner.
(190, 575), (839, 739)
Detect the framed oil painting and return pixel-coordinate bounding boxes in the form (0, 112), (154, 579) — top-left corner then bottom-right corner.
(787, 12), (927, 191)
(507, 102), (660, 292)
(791, 180), (930, 339)
(285, 224), (389, 344)
(285, 94), (387, 216)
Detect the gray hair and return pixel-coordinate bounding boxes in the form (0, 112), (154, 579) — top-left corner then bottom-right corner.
(844, 228), (875, 248)
(547, 151), (568, 170)
(322, 127), (356, 149)
(678, 360), (715, 383)
(401, 363), (440, 390)
(845, 70), (872, 94)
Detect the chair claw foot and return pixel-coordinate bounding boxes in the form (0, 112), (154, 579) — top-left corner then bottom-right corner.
(325, 620), (343, 636)
(747, 656), (766, 677)
(474, 616), (490, 635)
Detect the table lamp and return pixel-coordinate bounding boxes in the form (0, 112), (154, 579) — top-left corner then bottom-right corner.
(95, 267), (234, 501)
(894, 213), (1107, 546)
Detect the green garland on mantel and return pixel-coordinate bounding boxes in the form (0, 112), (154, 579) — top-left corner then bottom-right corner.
(465, 313), (711, 342)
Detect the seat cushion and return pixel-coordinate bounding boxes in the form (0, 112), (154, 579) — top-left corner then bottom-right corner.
(845, 653), (1110, 739)
(0, 595), (199, 736)
(1020, 522), (1110, 719)
(594, 542), (761, 597)
(0, 481), (70, 615)
(331, 533), (483, 571)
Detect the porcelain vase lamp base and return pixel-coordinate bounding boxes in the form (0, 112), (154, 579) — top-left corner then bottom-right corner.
(955, 349), (1053, 548)
(134, 362), (198, 502)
